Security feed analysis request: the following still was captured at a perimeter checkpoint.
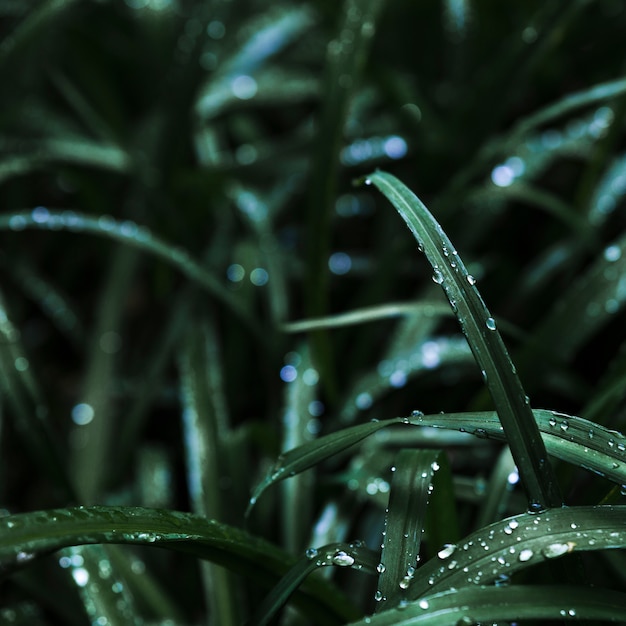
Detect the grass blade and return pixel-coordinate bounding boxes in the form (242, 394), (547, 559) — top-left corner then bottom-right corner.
(365, 170), (562, 511)
(250, 541), (377, 626)
(0, 506), (354, 625)
(247, 418), (405, 515)
(409, 505), (626, 598)
(0, 209), (263, 342)
(347, 585), (626, 625)
(376, 449), (443, 610)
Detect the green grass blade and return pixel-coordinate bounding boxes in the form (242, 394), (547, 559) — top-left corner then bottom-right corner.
(247, 418), (405, 515)
(282, 301), (453, 333)
(251, 541), (378, 626)
(347, 585), (626, 625)
(412, 409), (626, 487)
(0, 506), (354, 625)
(409, 505), (626, 598)
(366, 169), (562, 511)
(178, 317), (239, 625)
(376, 449), (443, 610)
(0, 209), (263, 342)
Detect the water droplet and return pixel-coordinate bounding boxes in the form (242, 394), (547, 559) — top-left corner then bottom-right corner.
(374, 590), (384, 602)
(542, 542), (574, 559)
(560, 420), (569, 431)
(485, 317), (497, 331)
(437, 543), (456, 559)
(411, 409), (424, 417)
(376, 562), (385, 573)
(332, 550), (355, 567)
(306, 548), (318, 559)
(399, 576), (411, 589)
(432, 268), (444, 284)
(549, 417), (557, 427)
(419, 599), (429, 609)
(518, 548), (533, 562)
(364, 178), (372, 186)
(431, 461), (440, 472)
(466, 274), (476, 285)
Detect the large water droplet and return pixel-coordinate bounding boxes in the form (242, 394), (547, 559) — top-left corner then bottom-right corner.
(332, 550), (355, 567)
(542, 542), (573, 559)
(306, 548), (318, 559)
(518, 548), (534, 562)
(437, 544), (456, 559)
(485, 317), (497, 331)
(432, 269), (444, 284)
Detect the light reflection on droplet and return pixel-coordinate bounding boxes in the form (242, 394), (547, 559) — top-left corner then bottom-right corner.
(71, 567), (90, 587)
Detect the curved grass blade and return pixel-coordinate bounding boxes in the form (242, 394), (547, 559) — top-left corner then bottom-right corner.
(412, 409), (626, 486)
(249, 408), (626, 517)
(347, 585), (626, 625)
(365, 170), (562, 511)
(0, 209), (263, 343)
(282, 301), (453, 333)
(250, 541), (378, 626)
(246, 418), (406, 515)
(376, 449), (445, 610)
(409, 505), (626, 599)
(0, 506), (354, 625)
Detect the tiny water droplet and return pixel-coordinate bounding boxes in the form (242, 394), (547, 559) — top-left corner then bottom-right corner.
(374, 590), (384, 602)
(419, 599), (429, 610)
(466, 275), (476, 285)
(306, 548), (318, 559)
(549, 417), (557, 427)
(376, 562), (385, 573)
(364, 178), (372, 186)
(485, 317), (497, 331)
(411, 409), (424, 417)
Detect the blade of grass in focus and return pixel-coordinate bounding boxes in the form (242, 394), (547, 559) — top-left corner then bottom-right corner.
(365, 169), (562, 511)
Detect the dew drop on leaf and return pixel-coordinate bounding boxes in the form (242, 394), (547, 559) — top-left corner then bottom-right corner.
(485, 317), (497, 331)
(305, 548), (318, 559)
(437, 543), (456, 559)
(542, 542), (573, 559)
(518, 548), (534, 562)
(332, 550), (355, 567)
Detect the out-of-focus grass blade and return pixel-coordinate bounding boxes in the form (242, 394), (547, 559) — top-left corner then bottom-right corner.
(279, 345), (320, 552)
(282, 301), (453, 333)
(0, 137), (130, 183)
(250, 541), (378, 626)
(0, 506), (354, 625)
(366, 170), (562, 511)
(523, 233), (626, 368)
(376, 449), (443, 610)
(305, 0), (384, 398)
(587, 151), (626, 226)
(0, 291), (75, 500)
(179, 316), (239, 625)
(347, 585), (626, 625)
(475, 446), (518, 527)
(409, 505), (626, 598)
(71, 246), (136, 503)
(246, 418), (406, 515)
(339, 335), (473, 425)
(0, 209), (263, 342)
(60, 545), (141, 625)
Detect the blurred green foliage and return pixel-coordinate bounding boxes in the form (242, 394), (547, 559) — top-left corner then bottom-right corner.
(2, 0), (626, 623)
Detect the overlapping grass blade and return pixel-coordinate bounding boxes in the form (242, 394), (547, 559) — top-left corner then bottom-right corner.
(0, 209), (263, 341)
(0, 506), (354, 625)
(250, 541), (377, 626)
(347, 585), (626, 625)
(249, 408), (626, 511)
(408, 505), (626, 598)
(376, 449), (445, 610)
(365, 170), (562, 511)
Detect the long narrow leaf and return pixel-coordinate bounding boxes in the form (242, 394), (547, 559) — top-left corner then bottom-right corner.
(365, 170), (562, 511)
